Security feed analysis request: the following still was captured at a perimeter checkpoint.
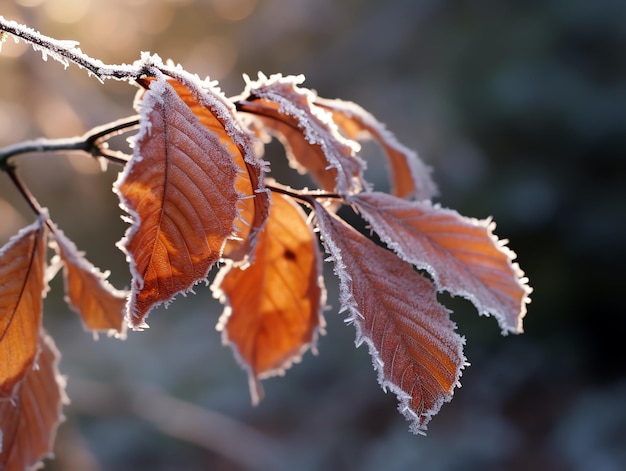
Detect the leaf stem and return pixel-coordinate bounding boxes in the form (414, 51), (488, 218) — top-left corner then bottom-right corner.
(266, 183), (344, 205)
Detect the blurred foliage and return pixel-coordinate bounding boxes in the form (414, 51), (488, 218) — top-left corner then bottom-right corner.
(1, 0), (625, 470)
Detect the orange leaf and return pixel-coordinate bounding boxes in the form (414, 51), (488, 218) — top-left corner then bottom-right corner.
(0, 331), (68, 471)
(0, 217), (47, 397)
(238, 73), (365, 194)
(314, 202), (465, 433)
(213, 193), (326, 404)
(350, 192), (532, 333)
(115, 77), (241, 328)
(52, 226), (127, 336)
(160, 76), (271, 263)
(316, 97), (437, 200)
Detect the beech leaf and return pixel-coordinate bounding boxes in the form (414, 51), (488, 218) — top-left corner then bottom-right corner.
(350, 192), (532, 334)
(51, 226), (127, 336)
(316, 97), (436, 200)
(0, 217), (47, 398)
(314, 203), (465, 433)
(0, 331), (68, 471)
(155, 75), (271, 263)
(115, 77), (241, 329)
(213, 193), (326, 404)
(238, 73), (366, 194)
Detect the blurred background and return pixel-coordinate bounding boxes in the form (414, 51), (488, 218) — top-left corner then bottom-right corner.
(1, 0), (625, 470)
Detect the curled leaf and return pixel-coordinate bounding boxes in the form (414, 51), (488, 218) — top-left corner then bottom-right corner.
(237, 73), (366, 194)
(51, 226), (127, 336)
(115, 77), (241, 328)
(0, 331), (68, 471)
(316, 97), (436, 200)
(350, 192), (532, 333)
(0, 217), (47, 398)
(213, 193), (326, 404)
(314, 202), (465, 433)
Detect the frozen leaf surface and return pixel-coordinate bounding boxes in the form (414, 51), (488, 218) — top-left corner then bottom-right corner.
(155, 76), (270, 263)
(314, 202), (465, 433)
(0, 217), (47, 397)
(52, 226), (127, 335)
(316, 97), (436, 199)
(0, 332), (67, 471)
(115, 77), (241, 328)
(238, 73), (365, 194)
(213, 193), (325, 403)
(351, 192), (531, 333)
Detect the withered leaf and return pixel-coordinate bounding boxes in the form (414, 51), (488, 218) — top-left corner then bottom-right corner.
(52, 226), (127, 336)
(158, 76), (270, 263)
(351, 192), (532, 334)
(0, 217), (47, 398)
(316, 97), (436, 200)
(0, 331), (68, 471)
(213, 193), (326, 404)
(314, 202), (465, 433)
(115, 77), (241, 329)
(237, 73), (366, 195)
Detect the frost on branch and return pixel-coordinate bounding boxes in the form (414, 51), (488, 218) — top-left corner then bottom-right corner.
(213, 193), (326, 404)
(314, 202), (466, 433)
(115, 77), (242, 329)
(0, 332), (68, 471)
(0, 216), (48, 398)
(237, 73), (366, 194)
(0, 16), (535, 460)
(350, 192), (532, 334)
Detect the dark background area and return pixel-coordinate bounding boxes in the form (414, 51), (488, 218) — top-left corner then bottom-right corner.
(1, 1), (625, 470)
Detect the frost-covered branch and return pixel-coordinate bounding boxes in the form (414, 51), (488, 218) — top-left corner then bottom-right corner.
(0, 116), (138, 219)
(0, 116), (139, 167)
(0, 15), (146, 81)
(265, 182), (343, 205)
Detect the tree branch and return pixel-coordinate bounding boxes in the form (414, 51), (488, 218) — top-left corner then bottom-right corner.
(4, 166), (45, 218)
(0, 116), (139, 167)
(266, 182), (344, 205)
(0, 15), (145, 81)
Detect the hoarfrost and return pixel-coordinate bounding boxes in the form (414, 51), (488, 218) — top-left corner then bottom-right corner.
(239, 73), (366, 194)
(313, 201), (466, 434)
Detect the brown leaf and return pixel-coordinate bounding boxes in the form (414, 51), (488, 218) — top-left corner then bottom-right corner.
(314, 202), (465, 433)
(115, 77), (241, 329)
(0, 331), (68, 471)
(316, 97), (437, 200)
(213, 193), (326, 404)
(350, 192), (532, 333)
(0, 217), (47, 398)
(52, 226), (127, 336)
(160, 77), (271, 263)
(237, 73), (366, 194)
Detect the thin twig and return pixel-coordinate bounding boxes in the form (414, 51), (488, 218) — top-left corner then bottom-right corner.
(0, 117), (138, 217)
(0, 116), (139, 166)
(0, 15), (145, 81)
(267, 182), (344, 205)
(84, 115), (140, 145)
(5, 166), (45, 217)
